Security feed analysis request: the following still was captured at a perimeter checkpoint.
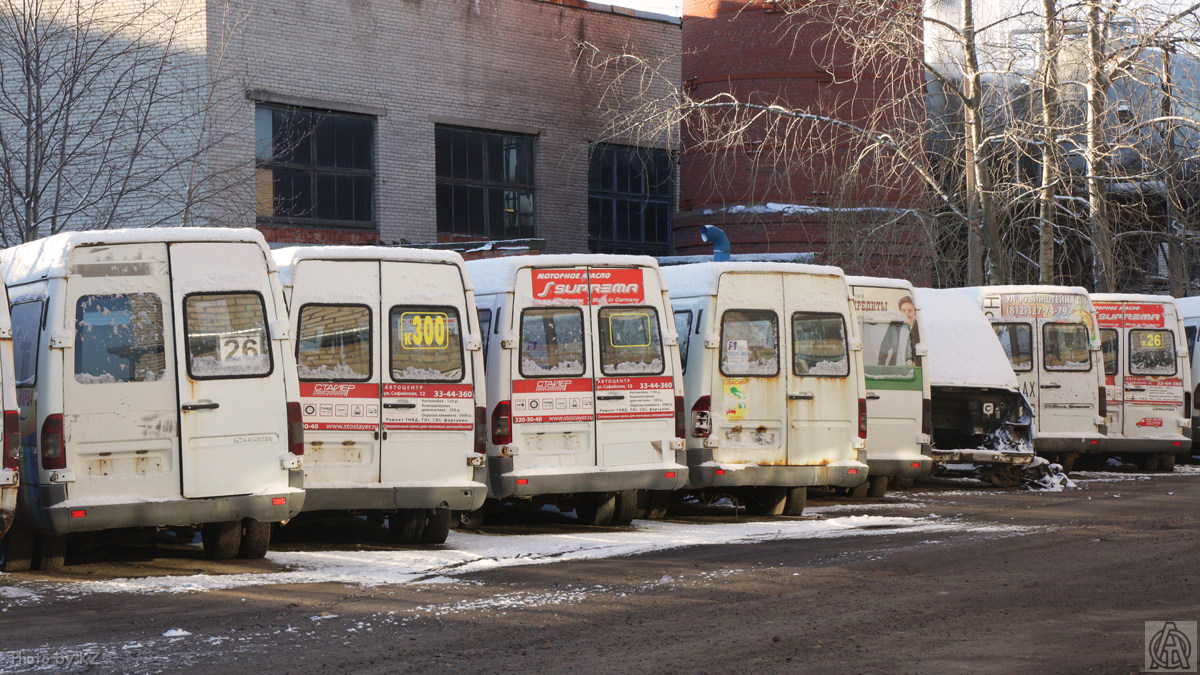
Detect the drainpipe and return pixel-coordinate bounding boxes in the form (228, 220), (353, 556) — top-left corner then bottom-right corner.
(700, 225), (730, 262)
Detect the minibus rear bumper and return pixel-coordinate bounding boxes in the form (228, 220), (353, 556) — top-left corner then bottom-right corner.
(489, 455), (688, 499)
(36, 484), (306, 535)
(930, 448), (1034, 465)
(685, 449), (869, 488)
(867, 453), (934, 479)
(1091, 436), (1192, 455)
(301, 478), (488, 512)
(1035, 431), (1108, 454)
(0, 470), (16, 538)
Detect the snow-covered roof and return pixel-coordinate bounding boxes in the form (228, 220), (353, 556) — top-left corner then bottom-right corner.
(272, 246), (469, 290)
(466, 254), (661, 297)
(1176, 295), (1200, 319)
(915, 288), (1019, 391)
(1, 227), (273, 286)
(657, 252), (819, 266)
(662, 261), (847, 297)
(846, 276), (917, 293)
(1090, 293), (1177, 305)
(957, 284), (1092, 303)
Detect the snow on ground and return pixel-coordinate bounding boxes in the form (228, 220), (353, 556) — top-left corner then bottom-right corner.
(1, 515), (1018, 599)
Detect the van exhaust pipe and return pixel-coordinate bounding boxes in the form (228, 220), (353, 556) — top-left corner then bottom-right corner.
(700, 225), (730, 262)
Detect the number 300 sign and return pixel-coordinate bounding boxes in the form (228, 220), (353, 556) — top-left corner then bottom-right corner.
(400, 312), (451, 350)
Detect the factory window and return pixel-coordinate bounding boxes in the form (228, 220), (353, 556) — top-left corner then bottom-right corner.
(435, 126), (535, 239)
(255, 104), (375, 229)
(588, 145), (673, 256)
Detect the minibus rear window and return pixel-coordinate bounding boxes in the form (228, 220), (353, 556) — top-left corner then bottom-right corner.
(390, 306), (465, 382)
(862, 321), (914, 369)
(720, 310), (779, 377)
(11, 301), (43, 387)
(992, 322), (1032, 372)
(1130, 329), (1176, 376)
(76, 294), (167, 384)
(1042, 323), (1091, 371)
(184, 292), (273, 379)
(674, 310), (692, 374)
(1186, 325), (1197, 361)
(599, 306), (664, 375)
(297, 304), (371, 381)
(520, 308), (585, 377)
(478, 308), (492, 360)
(792, 313), (849, 377)
(1100, 328), (1119, 376)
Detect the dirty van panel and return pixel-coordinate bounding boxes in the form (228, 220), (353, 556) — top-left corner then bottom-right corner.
(170, 242), (287, 499)
(1096, 300), (1186, 443)
(1039, 321), (1098, 432)
(712, 273), (786, 465)
(786, 310), (856, 464)
(381, 260), (476, 484)
(853, 285), (924, 461)
(63, 243), (180, 501)
(290, 259), (380, 485)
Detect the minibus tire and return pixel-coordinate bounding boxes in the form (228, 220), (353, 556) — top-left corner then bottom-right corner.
(456, 508), (485, 529)
(782, 487), (807, 516)
(612, 490), (638, 526)
(849, 481), (870, 499)
(238, 519), (271, 559)
(867, 476), (888, 499)
(644, 491), (671, 520)
(202, 521), (242, 560)
(1158, 452), (1176, 472)
(36, 534), (66, 572)
(746, 487), (786, 516)
(575, 494), (616, 526)
(1140, 453), (1160, 473)
(632, 491), (650, 520)
(421, 509), (452, 544)
(1, 524), (33, 572)
(389, 510), (425, 543)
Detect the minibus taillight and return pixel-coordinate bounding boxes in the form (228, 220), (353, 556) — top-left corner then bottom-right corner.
(41, 414), (65, 471)
(921, 398), (932, 439)
(286, 402), (304, 456)
(3, 411), (19, 471)
(674, 396), (686, 440)
(691, 395), (711, 438)
(858, 398), (868, 440)
(1097, 387), (1107, 418)
(492, 401), (512, 446)
(474, 406), (487, 454)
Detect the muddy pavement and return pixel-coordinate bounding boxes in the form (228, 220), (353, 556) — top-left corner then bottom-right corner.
(1, 470), (1198, 673)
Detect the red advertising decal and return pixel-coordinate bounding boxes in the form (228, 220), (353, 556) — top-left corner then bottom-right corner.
(1093, 302), (1123, 328)
(1136, 417), (1164, 428)
(1120, 303), (1165, 329)
(512, 413), (595, 424)
(529, 268), (645, 305)
(303, 422), (380, 431)
(300, 382), (380, 398)
(382, 383), (473, 398)
(385, 422), (474, 430)
(513, 378), (594, 394)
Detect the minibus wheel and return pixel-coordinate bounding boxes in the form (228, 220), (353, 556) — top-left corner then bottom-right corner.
(611, 490), (638, 526)
(644, 491), (671, 520)
(848, 481), (870, 499)
(1140, 453), (1160, 472)
(782, 487), (807, 515)
(201, 521), (242, 560)
(389, 510), (425, 543)
(456, 508), (485, 529)
(632, 491), (650, 520)
(238, 519), (271, 559)
(36, 534), (66, 572)
(867, 476), (888, 499)
(575, 494), (616, 526)
(0, 524), (33, 572)
(1157, 452), (1176, 473)
(421, 509), (452, 544)
(745, 487), (787, 516)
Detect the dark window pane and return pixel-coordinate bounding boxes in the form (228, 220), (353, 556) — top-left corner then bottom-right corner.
(315, 116), (336, 167)
(452, 185), (469, 234)
(600, 147), (615, 191)
(589, 196), (602, 238)
(353, 175), (372, 222)
(335, 117), (354, 168)
(436, 128), (452, 178)
(600, 199), (614, 241)
(436, 182), (453, 233)
(351, 117), (372, 170)
(467, 186), (486, 235)
(316, 174), (336, 220)
(466, 132), (484, 182)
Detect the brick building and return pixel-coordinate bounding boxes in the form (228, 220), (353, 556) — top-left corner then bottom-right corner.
(677, 0), (931, 280)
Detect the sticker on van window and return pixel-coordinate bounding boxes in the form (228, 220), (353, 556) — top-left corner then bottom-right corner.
(1123, 376), (1184, 407)
(530, 269), (644, 305)
(723, 378), (749, 421)
(383, 383), (474, 430)
(398, 312), (452, 349)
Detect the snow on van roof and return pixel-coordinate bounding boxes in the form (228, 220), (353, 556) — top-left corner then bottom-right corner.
(914, 288), (1019, 391)
(272, 246), (469, 290)
(662, 262), (846, 297)
(466, 254), (662, 297)
(1176, 295), (1200, 318)
(955, 284), (1092, 303)
(1091, 293), (1177, 305)
(846, 275), (916, 292)
(1, 227), (272, 286)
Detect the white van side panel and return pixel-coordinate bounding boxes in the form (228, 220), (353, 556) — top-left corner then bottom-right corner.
(62, 243), (180, 502)
(170, 242), (289, 499)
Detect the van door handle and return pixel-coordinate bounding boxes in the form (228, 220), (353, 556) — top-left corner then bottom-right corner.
(383, 402), (417, 409)
(788, 393), (814, 400)
(865, 394), (881, 400)
(1039, 384), (1062, 390)
(596, 394), (625, 401)
(181, 402), (219, 411)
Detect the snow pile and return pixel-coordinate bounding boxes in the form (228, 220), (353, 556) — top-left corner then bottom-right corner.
(272, 246), (467, 290)
(661, 261), (846, 297)
(1021, 457), (1078, 491)
(914, 288), (1019, 390)
(21, 515), (1020, 596)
